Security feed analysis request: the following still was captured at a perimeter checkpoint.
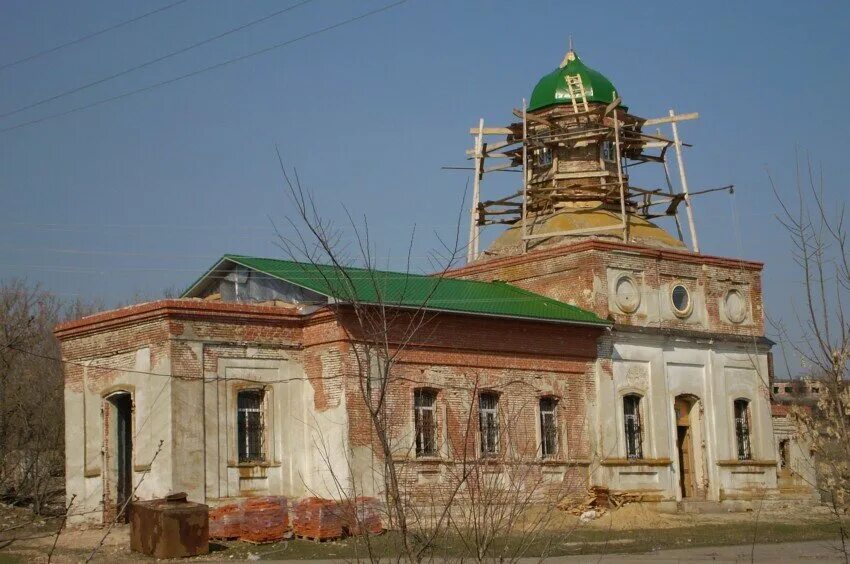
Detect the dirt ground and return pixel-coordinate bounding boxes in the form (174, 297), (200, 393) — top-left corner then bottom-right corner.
(0, 501), (846, 562)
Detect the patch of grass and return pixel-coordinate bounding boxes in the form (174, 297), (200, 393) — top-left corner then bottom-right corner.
(202, 517), (850, 560)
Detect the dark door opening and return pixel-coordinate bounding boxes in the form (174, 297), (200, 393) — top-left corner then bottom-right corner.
(674, 395), (698, 499)
(677, 426), (693, 497)
(108, 393), (133, 523)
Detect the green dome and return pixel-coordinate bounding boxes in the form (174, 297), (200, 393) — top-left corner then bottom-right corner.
(528, 50), (622, 112)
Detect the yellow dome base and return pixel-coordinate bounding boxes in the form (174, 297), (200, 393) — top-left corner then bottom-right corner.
(483, 208), (686, 259)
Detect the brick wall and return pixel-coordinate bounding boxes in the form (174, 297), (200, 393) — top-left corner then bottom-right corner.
(57, 299), (605, 508)
(449, 240), (765, 338)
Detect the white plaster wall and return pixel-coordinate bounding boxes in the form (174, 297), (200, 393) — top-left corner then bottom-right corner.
(66, 347), (174, 525)
(203, 355), (351, 503)
(596, 334), (777, 502)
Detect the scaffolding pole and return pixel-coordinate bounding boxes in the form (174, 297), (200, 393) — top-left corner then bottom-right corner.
(521, 99), (528, 253)
(669, 109), (699, 253)
(467, 117), (484, 263)
(613, 109), (628, 242)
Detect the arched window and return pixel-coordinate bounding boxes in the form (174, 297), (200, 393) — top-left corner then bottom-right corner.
(237, 389), (266, 463)
(479, 392), (500, 456)
(539, 397), (558, 458)
(734, 399), (752, 460)
(623, 394), (643, 459)
(414, 389), (438, 457)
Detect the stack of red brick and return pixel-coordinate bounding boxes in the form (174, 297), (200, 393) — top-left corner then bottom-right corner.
(209, 496), (289, 543)
(292, 497), (347, 540)
(349, 497), (384, 536)
(210, 496), (384, 543)
(242, 497), (290, 543)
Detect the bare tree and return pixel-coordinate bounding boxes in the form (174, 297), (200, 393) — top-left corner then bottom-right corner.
(275, 159), (598, 562)
(770, 154), (850, 557)
(0, 280), (67, 514)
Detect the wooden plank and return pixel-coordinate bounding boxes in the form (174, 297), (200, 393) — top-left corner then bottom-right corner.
(604, 97), (622, 115)
(464, 138), (521, 155)
(641, 112), (699, 127)
(469, 126), (513, 135)
(484, 163), (520, 173)
(512, 109), (555, 127)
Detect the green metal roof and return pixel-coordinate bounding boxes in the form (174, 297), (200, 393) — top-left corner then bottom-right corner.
(183, 254), (609, 327)
(528, 50), (622, 112)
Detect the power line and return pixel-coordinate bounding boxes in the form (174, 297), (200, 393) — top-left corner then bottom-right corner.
(0, 0), (316, 120)
(0, 0), (192, 72)
(0, 0), (409, 134)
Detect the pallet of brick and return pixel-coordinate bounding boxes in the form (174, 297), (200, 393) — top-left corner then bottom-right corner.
(293, 497), (346, 541)
(208, 502), (243, 540)
(241, 496), (290, 544)
(348, 497), (384, 536)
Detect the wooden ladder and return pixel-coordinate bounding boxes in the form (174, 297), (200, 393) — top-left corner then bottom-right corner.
(565, 74), (589, 113)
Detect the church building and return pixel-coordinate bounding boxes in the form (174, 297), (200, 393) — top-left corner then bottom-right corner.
(56, 47), (798, 526)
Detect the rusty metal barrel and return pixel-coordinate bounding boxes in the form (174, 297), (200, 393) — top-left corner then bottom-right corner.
(130, 492), (209, 558)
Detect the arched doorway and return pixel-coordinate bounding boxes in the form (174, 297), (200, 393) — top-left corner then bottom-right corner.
(104, 392), (133, 523)
(673, 394), (704, 499)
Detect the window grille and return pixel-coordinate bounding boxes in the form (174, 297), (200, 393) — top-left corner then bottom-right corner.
(539, 397), (558, 458)
(479, 392), (500, 456)
(734, 399), (752, 460)
(623, 394), (643, 459)
(535, 147), (553, 166)
(237, 390), (265, 463)
(414, 389), (437, 456)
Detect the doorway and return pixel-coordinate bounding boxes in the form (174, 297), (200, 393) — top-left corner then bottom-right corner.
(105, 392), (133, 523)
(674, 395), (703, 499)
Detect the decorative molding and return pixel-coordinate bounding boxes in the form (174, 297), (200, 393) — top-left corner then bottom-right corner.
(716, 459), (777, 467)
(600, 457), (672, 467)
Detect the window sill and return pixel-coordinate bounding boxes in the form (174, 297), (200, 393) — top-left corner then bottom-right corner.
(394, 455), (443, 464)
(716, 459), (777, 467)
(600, 458), (672, 467)
(228, 461), (280, 468)
(539, 458), (591, 466)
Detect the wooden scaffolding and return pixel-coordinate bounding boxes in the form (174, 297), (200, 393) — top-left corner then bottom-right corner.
(464, 99), (719, 263)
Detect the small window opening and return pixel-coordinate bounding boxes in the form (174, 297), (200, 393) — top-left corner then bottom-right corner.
(414, 389), (437, 457)
(539, 397), (558, 458)
(601, 140), (617, 163)
(671, 284), (690, 315)
(479, 392), (500, 456)
(534, 147), (553, 166)
(623, 394), (643, 459)
(734, 399), (752, 461)
(779, 438), (790, 469)
(237, 390), (265, 463)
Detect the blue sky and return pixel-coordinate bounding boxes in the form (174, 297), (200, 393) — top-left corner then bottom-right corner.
(1, 0), (848, 374)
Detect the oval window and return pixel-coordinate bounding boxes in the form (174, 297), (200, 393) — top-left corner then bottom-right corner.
(671, 284), (691, 316)
(615, 275), (640, 313)
(725, 289), (747, 323)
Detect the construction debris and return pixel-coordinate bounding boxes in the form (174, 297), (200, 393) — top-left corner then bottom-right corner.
(559, 486), (646, 519)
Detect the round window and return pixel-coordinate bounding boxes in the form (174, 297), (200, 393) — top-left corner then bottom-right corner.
(614, 275), (640, 313)
(725, 289), (747, 323)
(671, 284), (691, 316)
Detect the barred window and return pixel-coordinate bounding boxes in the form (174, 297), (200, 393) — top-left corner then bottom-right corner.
(734, 399), (752, 460)
(539, 397), (558, 458)
(535, 147), (553, 166)
(479, 392), (500, 456)
(414, 389), (437, 457)
(623, 394), (643, 459)
(237, 390), (265, 463)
